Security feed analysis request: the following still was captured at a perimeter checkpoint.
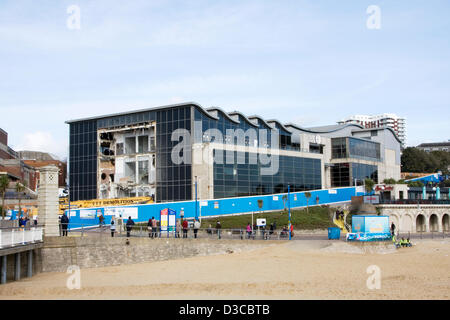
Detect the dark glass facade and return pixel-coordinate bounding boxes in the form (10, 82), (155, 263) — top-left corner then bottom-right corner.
(331, 162), (378, 187)
(155, 107), (192, 202)
(69, 120), (98, 200)
(331, 137), (380, 161)
(213, 152), (321, 199)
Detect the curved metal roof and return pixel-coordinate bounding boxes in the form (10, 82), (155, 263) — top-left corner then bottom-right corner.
(247, 115), (273, 129)
(265, 119), (293, 133)
(205, 107), (240, 124)
(227, 111), (259, 128)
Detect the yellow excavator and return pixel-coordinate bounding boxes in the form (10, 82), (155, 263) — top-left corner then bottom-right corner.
(59, 196), (153, 215)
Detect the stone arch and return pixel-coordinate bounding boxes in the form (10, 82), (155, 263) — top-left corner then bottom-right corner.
(442, 214), (449, 232)
(416, 214), (426, 232)
(429, 214), (439, 232)
(400, 214), (413, 233)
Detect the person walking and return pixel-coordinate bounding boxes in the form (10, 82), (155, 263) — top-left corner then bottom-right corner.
(193, 219), (201, 239)
(118, 214), (123, 234)
(182, 219), (189, 238)
(61, 213), (69, 236)
(216, 220), (222, 239)
(151, 217), (158, 238)
(391, 223), (396, 236)
(175, 219), (181, 238)
(246, 223), (252, 239)
(147, 217), (153, 238)
(110, 217), (116, 237)
(126, 216), (134, 237)
(98, 213), (105, 229)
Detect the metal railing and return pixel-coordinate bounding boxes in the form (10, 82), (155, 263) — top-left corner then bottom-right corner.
(394, 230), (449, 240)
(65, 224), (315, 240)
(0, 226), (43, 249)
(379, 199), (450, 205)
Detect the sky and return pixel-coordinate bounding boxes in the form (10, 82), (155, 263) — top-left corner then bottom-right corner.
(0, 0), (449, 160)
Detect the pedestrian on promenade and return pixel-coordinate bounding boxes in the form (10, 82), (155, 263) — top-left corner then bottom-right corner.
(246, 223), (252, 239)
(182, 219), (189, 238)
(147, 217), (153, 238)
(176, 219), (181, 238)
(216, 220), (222, 239)
(126, 216), (134, 237)
(61, 213), (69, 236)
(99, 213), (105, 229)
(110, 216), (116, 237)
(151, 217), (158, 238)
(193, 219), (200, 238)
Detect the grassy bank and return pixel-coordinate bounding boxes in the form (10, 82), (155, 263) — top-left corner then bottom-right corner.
(198, 206), (334, 230)
(134, 205), (335, 230)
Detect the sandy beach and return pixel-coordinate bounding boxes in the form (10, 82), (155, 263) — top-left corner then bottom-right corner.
(1, 239), (449, 300)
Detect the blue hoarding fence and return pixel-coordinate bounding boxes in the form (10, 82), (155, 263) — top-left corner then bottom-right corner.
(64, 186), (356, 230)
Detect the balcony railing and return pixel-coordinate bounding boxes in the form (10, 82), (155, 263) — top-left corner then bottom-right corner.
(0, 226), (43, 249)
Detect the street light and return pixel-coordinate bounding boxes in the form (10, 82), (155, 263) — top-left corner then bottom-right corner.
(288, 185), (291, 240)
(194, 176), (198, 220)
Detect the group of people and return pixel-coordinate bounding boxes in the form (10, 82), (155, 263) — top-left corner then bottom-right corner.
(18, 215), (29, 227)
(391, 223), (413, 248)
(335, 209), (345, 221)
(392, 235), (412, 248)
(145, 217), (159, 238)
(121, 216), (212, 239)
(244, 221), (291, 239)
(176, 218), (215, 239)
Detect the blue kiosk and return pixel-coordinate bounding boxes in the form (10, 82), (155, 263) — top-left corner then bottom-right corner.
(346, 204), (391, 242)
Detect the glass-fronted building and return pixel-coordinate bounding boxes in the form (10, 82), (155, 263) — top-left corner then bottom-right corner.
(66, 102), (401, 202)
(67, 103), (324, 202)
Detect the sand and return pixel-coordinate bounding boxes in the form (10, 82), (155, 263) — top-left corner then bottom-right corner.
(1, 239), (449, 300)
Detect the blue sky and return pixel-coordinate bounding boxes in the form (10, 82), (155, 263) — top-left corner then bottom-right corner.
(0, 0), (449, 159)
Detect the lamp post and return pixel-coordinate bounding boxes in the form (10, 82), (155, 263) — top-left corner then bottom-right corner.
(288, 185), (291, 240)
(194, 176), (198, 220)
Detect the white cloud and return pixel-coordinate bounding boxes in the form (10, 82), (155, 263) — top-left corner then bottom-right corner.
(14, 132), (67, 160)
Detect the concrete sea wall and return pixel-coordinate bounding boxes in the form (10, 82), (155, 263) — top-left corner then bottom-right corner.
(40, 237), (276, 273)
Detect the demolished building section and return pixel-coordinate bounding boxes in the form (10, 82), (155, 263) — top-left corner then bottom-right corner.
(97, 122), (156, 199)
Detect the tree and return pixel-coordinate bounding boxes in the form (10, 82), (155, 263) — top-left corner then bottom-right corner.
(304, 192), (312, 213)
(364, 178), (375, 195)
(383, 178), (396, 184)
(401, 147), (450, 174)
(0, 175), (10, 219)
(15, 181), (26, 218)
(408, 181), (424, 188)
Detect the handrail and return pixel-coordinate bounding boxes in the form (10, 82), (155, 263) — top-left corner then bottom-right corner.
(0, 226), (43, 249)
(378, 199), (450, 205)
